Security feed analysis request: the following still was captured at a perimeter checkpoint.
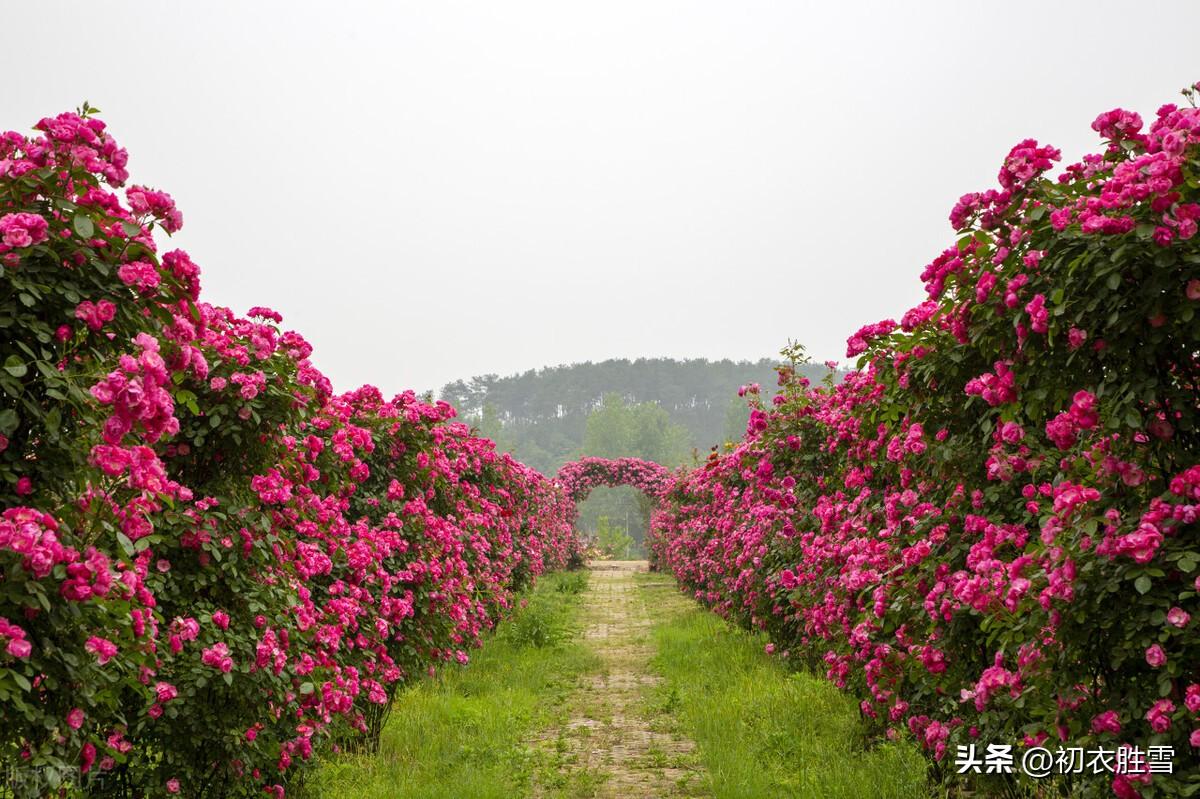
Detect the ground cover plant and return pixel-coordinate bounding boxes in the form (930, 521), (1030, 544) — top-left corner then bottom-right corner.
(650, 86), (1200, 797)
(0, 106), (581, 798)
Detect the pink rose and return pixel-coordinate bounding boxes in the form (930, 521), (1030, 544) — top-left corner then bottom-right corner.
(6, 638), (32, 658)
(0, 212), (49, 249)
(1146, 644), (1167, 668)
(1186, 684), (1200, 714)
(1147, 699), (1175, 733)
(84, 636), (118, 665)
(67, 708), (84, 730)
(1091, 710), (1121, 734)
(1168, 607), (1190, 628)
(80, 742), (96, 774)
(201, 642), (233, 673)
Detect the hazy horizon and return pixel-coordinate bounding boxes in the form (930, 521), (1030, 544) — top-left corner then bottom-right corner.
(4, 1), (1198, 395)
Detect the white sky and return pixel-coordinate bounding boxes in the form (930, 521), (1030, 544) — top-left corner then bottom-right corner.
(4, 1), (1198, 395)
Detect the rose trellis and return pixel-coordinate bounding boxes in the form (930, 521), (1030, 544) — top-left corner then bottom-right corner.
(555, 457), (674, 506)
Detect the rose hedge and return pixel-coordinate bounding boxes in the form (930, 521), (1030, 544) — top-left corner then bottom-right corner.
(649, 88), (1200, 797)
(0, 107), (580, 798)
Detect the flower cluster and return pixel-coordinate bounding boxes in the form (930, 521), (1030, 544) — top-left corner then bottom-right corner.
(649, 86), (1200, 797)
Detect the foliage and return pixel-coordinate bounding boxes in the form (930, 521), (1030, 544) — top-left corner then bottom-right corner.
(650, 87), (1200, 797)
(593, 517), (635, 560)
(581, 392), (692, 466)
(0, 107), (581, 798)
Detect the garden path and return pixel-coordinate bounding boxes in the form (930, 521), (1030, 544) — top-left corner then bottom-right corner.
(531, 560), (709, 798)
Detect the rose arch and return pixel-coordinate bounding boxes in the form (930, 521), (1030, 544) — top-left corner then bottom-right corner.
(555, 456), (674, 505)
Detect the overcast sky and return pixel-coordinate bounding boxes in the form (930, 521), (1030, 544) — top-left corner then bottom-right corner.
(4, 2), (1198, 395)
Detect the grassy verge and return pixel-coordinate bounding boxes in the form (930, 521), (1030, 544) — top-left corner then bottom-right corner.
(309, 570), (599, 799)
(635, 572), (929, 799)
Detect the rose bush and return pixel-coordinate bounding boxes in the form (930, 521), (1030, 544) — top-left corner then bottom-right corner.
(650, 87), (1200, 797)
(0, 106), (579, 798)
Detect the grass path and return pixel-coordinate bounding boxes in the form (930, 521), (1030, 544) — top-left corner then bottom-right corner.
(311, 562), (928, 798)
(635, 570), (928, 798)
(308, 571), (599, 799)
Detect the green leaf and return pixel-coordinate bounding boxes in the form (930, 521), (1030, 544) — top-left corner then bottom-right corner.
(121, 221), (142, 237)
(44, 407), (61, 439)
(1135, 575), (1152, 595)
(222, 672), (234, 686)
(10, 671), (31, 692)
(299, 681), (314, 695)
(72, 213), (95, 239)
(0, 409), (18, 435)
(116, 532), (136, 557)
(2, 356), (27, 378)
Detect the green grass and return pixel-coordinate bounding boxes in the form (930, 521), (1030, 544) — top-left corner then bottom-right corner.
(636, 573), (929, 799)
(308, 570), (599, 799)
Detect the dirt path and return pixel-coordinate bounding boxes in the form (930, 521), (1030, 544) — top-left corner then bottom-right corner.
(532, 560), (708, 798)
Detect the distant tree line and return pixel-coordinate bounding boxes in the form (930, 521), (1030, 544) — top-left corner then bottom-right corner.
(440, 356), (833, 474)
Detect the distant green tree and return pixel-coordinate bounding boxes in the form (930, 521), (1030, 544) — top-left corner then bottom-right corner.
(594, 515), (635, 559)
(723, 394), (749, 446)
(582, 392), (691, 466)
(474, 402), (513, 452)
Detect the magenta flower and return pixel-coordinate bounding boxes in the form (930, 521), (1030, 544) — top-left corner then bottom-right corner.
(1091, 710), (1121, 735)
(84, 636), (118, 665)
(1147, 699), (1175, 733)
(79, 742), (96, 774)
(201, 642), (233, 673)
(6, 638), (31, 658)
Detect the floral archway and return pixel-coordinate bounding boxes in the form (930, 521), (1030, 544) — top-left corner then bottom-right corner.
(555, 457), (674, 505)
